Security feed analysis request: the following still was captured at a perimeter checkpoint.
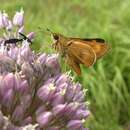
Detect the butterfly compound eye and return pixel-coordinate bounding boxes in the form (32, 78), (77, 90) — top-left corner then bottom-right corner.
(53, 34), (59, 40)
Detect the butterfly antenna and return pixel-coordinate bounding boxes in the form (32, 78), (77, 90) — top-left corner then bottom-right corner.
(46, 28), (53, 33)
(38, 26), (52, 36)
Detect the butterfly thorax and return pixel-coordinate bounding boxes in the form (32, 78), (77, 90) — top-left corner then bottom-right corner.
(53, 36), (70, 57)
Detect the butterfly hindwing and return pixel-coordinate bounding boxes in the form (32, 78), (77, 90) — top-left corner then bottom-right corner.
(66, 55), (81, 75)
(66, 41), (96, 69)
(86, 40), (110, 59)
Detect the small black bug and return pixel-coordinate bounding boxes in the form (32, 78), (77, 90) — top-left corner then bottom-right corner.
(4, 32), (32, 45)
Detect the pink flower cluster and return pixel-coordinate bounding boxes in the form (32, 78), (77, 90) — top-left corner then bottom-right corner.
(0, 10), (89, 130)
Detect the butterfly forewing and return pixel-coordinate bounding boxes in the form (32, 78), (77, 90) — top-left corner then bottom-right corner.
(71, 38), (110, 59)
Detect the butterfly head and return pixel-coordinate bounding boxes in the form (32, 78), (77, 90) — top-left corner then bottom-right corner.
(47, 28), (64, 41)
(52, 33), (60, 41)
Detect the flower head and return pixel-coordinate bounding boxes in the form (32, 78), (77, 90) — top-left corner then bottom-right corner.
(0, 10), (90, 130)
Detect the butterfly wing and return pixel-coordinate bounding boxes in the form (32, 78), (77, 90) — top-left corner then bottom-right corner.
(86, 40), (110, 59)
(66, 55), (81, 75)
(66, 41), (96, 75)
(71, 38), (110, 59)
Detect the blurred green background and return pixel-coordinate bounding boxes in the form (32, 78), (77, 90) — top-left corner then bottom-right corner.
(1, 0), (130, 130)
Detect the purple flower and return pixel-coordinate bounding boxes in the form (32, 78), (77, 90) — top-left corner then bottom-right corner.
(67, 120), (83, 130)
(0, 12), (4, 28)
(13, 9), (24, 27)
(0, 11), (9, 28)
(18, 26), (24, 33)
(6, 20), (13, 31)
(27, 32), (35, 41)
(52, 104), (66, 116)
(2, 11), (9, 27)
(0, 10), (90, 130)
(36, 111), (53, 127)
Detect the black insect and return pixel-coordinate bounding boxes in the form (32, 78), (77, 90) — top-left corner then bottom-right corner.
(4, 32), (32, 45)
(19, 32), (32, 44)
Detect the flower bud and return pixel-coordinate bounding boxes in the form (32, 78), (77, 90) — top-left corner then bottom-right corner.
(2, 89), (14, 107)
(12, 105), (25, 123)
(21, 116), (32, 125)
(20, 45), (33, 62)
(45, 54), (60, 75)
(75, 110), (90, 119)
(67, 120), (82, 130)
(27, 32), (35, 41)
(16, 79), (29, 95)
(0, 73), (16, 97)
(0, 12), (4, 28)
(20, 95), (32, 109)
(65, 102), (79, 118)
(21, 62), (34, 78)
(0, 11), (9, 28)
(36, 111), (53, 127)
(0, 55), (15, 74)
(2, 11), (9, 27)
(52, 90), (65, 106)
(6, 20), (13, 31)
(73, 91), (85, 102)
(37, 83), (55, 102)
(31, 61), (44, 78)
(18, 26), (24, 33)
(4, 73), (16, 90)
(57, 82), (67, 91)
(36, 105), (47, 117)
(52, 104), (66, 116)
(8, 47), (19, 60)
(38, 53), (47, 65)
(65, 85), (75, 101)
(55, 74), (68, 86)
(13, 9), (24, 27)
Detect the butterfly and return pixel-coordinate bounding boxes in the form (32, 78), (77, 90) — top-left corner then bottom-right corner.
(48, 29), (110, 75)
